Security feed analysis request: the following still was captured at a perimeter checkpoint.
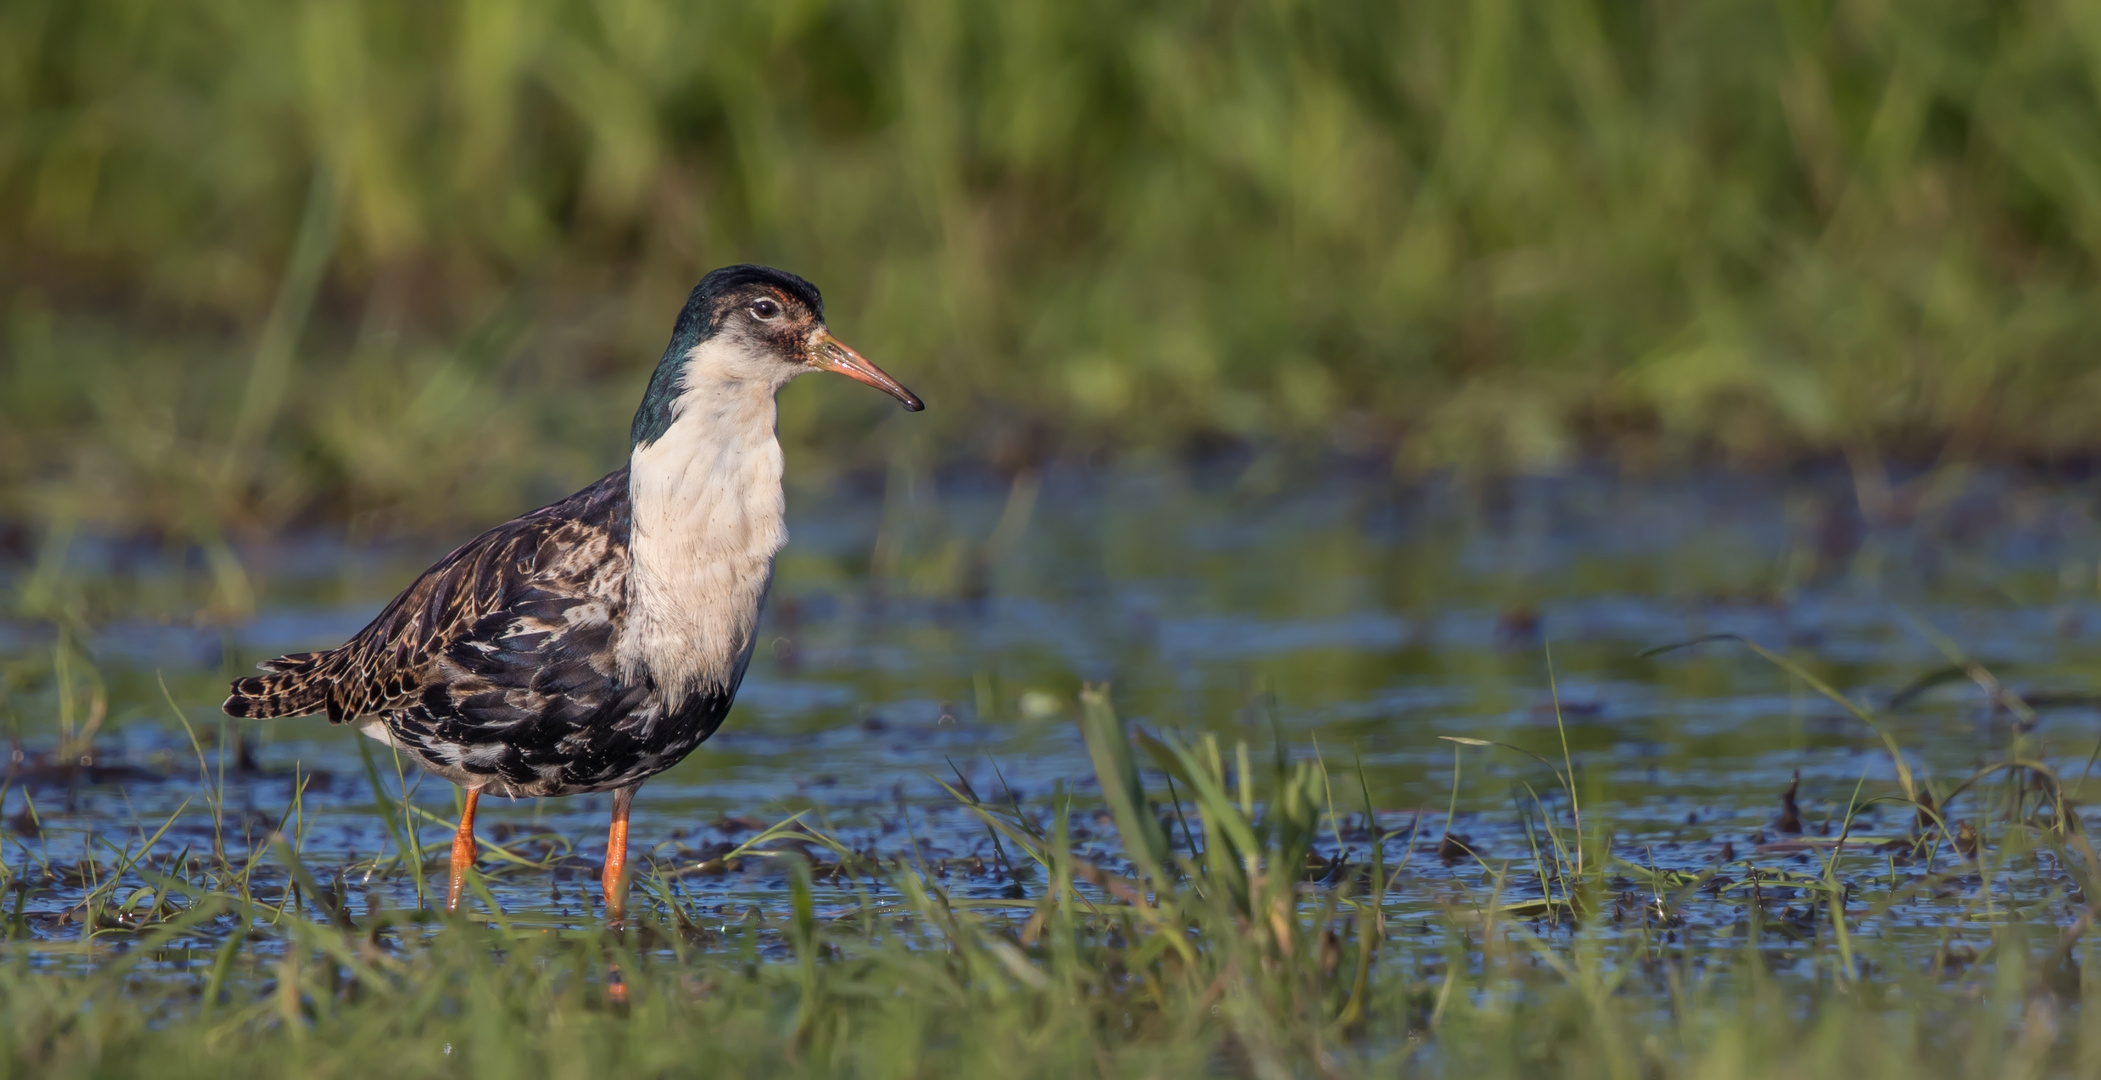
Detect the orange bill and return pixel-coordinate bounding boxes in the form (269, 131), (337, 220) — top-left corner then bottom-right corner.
(810, 329), (923, 411)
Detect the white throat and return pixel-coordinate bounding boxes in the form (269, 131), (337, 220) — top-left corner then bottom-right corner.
(619, 345), (790, 706)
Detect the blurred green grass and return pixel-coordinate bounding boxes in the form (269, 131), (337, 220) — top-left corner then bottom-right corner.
(8, 0), (2101, 537)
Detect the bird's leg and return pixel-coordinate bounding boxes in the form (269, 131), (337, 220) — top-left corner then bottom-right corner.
(601, 785), (639, 925)
(446, 786), (482, 913)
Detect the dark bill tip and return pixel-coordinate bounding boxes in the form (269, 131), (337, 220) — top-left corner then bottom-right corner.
(813, 330), (924, 412)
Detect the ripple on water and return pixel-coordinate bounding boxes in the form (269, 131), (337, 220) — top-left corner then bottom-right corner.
(2, 465), (2098, 966)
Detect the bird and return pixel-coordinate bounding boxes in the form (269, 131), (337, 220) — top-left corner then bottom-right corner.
(222, 264), (922, 922)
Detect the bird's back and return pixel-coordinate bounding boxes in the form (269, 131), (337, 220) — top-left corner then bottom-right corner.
(219, 469), (748, 794)
(226, 468), (634, 723)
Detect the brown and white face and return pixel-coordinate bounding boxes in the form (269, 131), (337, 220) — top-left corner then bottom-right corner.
(696, 281), (923, 410)
(632, 264), (921, 452)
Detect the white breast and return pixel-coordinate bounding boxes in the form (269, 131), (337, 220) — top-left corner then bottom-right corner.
(619, 353), (789, 707)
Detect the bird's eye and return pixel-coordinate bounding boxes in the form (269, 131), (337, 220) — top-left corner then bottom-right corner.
(749, 298), (782, 320)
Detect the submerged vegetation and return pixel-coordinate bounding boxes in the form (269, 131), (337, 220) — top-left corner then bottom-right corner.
(0, 659), (2097, 1079)
(10, 0), (2101, 536)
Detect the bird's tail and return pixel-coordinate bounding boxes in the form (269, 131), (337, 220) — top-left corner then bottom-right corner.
(222, 652), (346, 720)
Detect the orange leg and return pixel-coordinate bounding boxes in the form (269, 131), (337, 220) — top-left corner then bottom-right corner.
(601, 785), (639, 925)
(446, 787), (482, 913)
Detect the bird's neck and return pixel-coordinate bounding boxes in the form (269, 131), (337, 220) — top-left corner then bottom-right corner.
(620, 376), (786, 705)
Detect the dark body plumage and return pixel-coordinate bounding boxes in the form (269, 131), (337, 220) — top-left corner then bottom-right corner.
(225, 468), (733, 797)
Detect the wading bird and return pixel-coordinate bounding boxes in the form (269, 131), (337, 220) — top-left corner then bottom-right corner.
(223, 265), (922, 921)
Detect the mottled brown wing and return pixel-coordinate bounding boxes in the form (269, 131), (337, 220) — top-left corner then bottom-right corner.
(223, 469), (631, 722)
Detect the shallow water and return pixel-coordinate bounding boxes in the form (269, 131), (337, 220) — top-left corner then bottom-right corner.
(5, 463), (2100, 965)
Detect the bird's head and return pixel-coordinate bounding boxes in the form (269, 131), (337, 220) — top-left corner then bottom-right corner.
(632, 264), (922, 449)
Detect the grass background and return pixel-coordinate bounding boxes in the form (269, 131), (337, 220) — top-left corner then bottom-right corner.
(8, 0), (2101, 539)
(6, 7), (2101, 1070)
